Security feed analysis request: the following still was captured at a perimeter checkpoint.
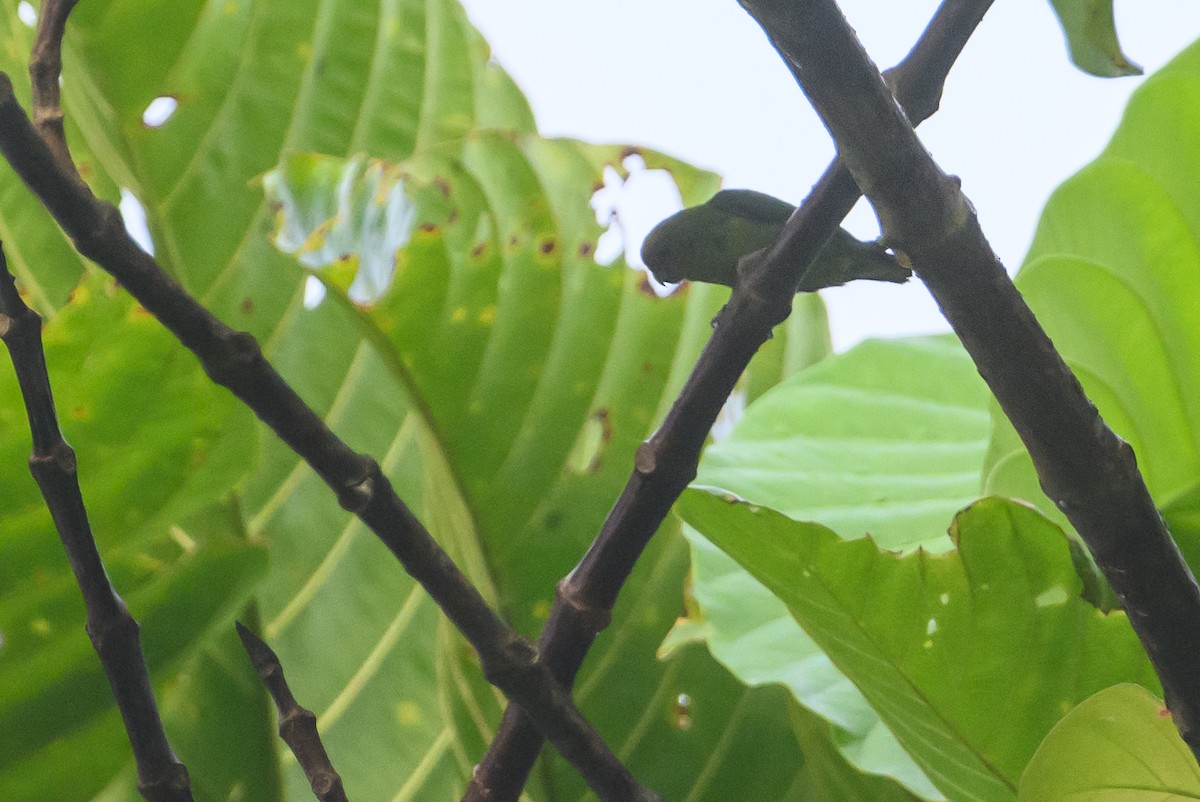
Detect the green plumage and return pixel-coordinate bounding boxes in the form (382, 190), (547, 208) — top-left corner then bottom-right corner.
(640, 189), (910, 292)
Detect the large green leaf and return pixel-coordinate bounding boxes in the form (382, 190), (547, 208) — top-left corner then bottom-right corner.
(983, 40), (1200, 540)
(260, 133), (838, 799)
(664, 527), (944, 800)
(672, 335), (992, 798)
(699, 336), (991, 553)
(1018, 685), (1200, 802)
(63, 0), (534, 323)
(680, 491), (1158, 802)
(1, 2), (545, 798)
(0, 0), (842, 798)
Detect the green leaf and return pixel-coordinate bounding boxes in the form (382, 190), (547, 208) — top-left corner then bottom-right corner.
(1047, 0), (1142, 77)
(260, 132), (834, 799)
(680, 491), (1158, 802)
(1018, 685), (1200, 801)
(983, 39), (1200, 546)
(679, 336), (992, 795)
(700, 336), (992, 552)
(674, 526), (944, 800)
(788, 702), (925, 802)
(13, 0), (840, 797)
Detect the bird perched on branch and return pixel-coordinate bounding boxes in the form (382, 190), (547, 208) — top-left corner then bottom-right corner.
(640, 189), (910, 292)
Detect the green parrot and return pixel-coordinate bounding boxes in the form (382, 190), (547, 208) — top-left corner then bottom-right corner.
(640, 189), (910, 292)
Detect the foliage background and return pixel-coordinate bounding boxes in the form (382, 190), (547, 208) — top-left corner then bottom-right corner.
(0, 2), (1197, 802)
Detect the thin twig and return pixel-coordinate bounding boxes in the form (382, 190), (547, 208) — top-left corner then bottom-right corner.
(236, 622), (349, 802)
(0, 250), (193, 802)
(740, 0), (1200, 762)
(463, 1), (995, 798)
(29, 0), (77, 172)
(0, 28), (655, 802)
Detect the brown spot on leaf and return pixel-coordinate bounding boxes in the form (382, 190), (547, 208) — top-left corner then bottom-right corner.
(595, 407), (612, 442)
(579, 242), (594, 258)
(433, 177), (451, 197)
(539, 238), (557, 256)
(240, 297), (254, 315)
(448, 208), (459, 225)
(470, 242), (487, 258)
(418, 222), (437, 233)
(508, 234), (520, 248)
(638, 275), (659, 297)
(641, 362), (654, 375)
(591, 181), (605, 194)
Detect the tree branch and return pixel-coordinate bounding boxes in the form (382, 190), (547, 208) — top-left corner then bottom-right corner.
(0, 27), (654, 802)
(740, 0), (1200, 761)
(236, 622), (349, 802)
(28, 0), (77, 172)
(463, 2), (995, 798)
(0, 249), (193, 802)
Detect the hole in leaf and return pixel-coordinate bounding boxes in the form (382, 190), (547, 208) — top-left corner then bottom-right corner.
(142, 96), (178, 128)
(588, 156), (683, 296)
(118, 189), (155, 256)
(17, 1), (36, 27)
(673, 693), (693, 731)
(711, 389), (746, 441)
(303, 275), (326, 309)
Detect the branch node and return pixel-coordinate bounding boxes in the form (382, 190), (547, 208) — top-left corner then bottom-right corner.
(336, 459), (379, 513)
(72, 201), (127, 263)
(481, 635), (539, 689)
(555, 579), (612, 635)
(633, 441), (657, 475)
(200, 329), (262, 387)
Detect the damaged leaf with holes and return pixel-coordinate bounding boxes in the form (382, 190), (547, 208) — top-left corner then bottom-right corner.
(3, 0), (842, 797)
(263, 131), (839, 800)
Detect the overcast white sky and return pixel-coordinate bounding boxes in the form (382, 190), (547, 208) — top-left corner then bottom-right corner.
(459, 1), (1199, 350)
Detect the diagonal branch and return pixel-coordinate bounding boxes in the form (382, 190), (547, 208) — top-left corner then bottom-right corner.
(0, 16), (654, 802)
(739, 0), (1200, 761)
(236, 622), (349, 802)
(463, 1), (995, 798)
(0, 249), (193, 802)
